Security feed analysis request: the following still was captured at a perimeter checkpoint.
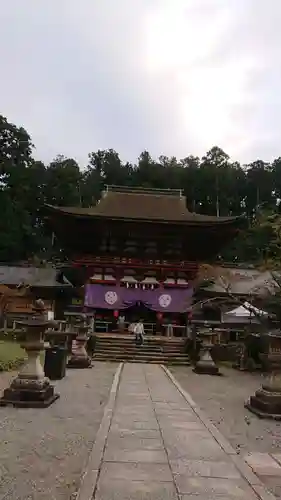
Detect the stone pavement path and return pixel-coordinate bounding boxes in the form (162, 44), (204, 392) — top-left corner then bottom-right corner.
(80, 363), (275, 500)
(244, 453), (281, 499)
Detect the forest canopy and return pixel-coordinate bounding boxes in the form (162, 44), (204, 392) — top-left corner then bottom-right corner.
(1, 114), (280, 265)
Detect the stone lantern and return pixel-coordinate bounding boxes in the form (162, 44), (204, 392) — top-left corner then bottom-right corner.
(67, 316), (92, 369)
(0, 300), (60, 408)
(193, 329), (221, 376)
(245, 332), (281, 419)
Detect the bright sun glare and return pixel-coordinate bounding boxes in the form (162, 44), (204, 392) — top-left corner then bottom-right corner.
(142, 1), (257, 153)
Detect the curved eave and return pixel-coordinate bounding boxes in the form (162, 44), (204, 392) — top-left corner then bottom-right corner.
(43, 204), (245, 229)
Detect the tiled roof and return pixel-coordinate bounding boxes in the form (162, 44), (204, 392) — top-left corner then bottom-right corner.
(0, 266), (72, 288)
(45, 189), (243, 225)
(205, 267), (277, 295)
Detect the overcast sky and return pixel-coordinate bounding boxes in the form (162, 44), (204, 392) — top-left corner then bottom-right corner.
(1, 0), (280, 167)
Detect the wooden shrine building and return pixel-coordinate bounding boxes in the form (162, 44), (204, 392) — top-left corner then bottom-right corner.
(0, 265), (72, 328)
(43, 186), (244, 334)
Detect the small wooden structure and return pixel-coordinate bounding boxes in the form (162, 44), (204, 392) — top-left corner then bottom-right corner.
(0, 266), (72, 328)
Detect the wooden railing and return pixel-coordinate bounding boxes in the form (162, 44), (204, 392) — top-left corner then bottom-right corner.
(71, 255), (199, 271)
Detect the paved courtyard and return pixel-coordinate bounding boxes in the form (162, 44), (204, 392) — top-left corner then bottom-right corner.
(171, 365), (281, 499)
(0, 362), (117, 500)
(2, 362), (281, 499)
(78, 363), (275, 499)
(170, 366), (281, 455)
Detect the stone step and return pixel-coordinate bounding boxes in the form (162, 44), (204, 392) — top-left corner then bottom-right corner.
(162, 345), (184, 351)
(95, 349), (186, 356)
(96, 342), (162, 348)
(95, 345), (186, 350)
(93, 356), (190, 365)
(93, 354), (189, 363)
(93, 353), (190, 363)
(96, 337), (185, 346)
(95, 353), (187, 359)
(94, 335), (189, 364)
(95, 346), (163, 353)
(96, 342), (185, 350)
(94, 352), (189, 359)
(95, 349), (188, 357)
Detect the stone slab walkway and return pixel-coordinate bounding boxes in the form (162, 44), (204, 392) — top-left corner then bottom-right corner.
(244, 453), (281, 499)
(78, 363), (276, 500)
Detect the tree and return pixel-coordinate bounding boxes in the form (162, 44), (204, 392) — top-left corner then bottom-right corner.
(0, 115), (33, 171)
(44, 155), (82, 207)
(2, 111), (281, 263)
(0, 191), (31, 261)
(132, 151), (158, 188)
(84, 149), (133, 205)
(245, 160), (274, 215)
(272, 157), (281, 204)
(179, 156), (200, 212)
(0, 115), (36, 260)
(0, 115), (34, 202)
(244, 212), (281, 267)
(198, 147), (246, 217)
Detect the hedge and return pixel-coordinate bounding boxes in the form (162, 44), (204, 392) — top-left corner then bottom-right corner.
(0, 341), (25, 372)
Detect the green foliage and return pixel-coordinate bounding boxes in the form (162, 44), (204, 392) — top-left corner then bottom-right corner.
(1, 113), (281, 264)
(0, 341), (25, 371)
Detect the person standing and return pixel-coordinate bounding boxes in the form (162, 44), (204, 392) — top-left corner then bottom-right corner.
(167, 321), (173, 338)
(117, 313), (125, 334)
(134, 319), (145, 346)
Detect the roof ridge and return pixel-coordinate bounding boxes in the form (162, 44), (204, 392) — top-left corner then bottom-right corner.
(104, 185), (183, 197)
(104, 191), (185, 199)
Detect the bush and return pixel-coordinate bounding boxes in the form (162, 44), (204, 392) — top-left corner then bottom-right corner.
(0, 330), (17, 342)
(0, 341), (26, 372)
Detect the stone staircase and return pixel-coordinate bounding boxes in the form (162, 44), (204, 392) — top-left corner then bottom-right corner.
(93, 334), (190, 365)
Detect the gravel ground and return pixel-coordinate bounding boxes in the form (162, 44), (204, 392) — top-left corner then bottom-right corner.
(170, 365), (281, 456)
(0, 362), (117, 500)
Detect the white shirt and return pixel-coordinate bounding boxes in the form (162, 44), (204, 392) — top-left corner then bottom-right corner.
(134, 322), (144, 335)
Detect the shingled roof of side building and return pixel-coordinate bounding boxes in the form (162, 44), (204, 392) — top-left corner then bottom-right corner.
(0, 266), (72, 288)
(204, 267), (278, 295)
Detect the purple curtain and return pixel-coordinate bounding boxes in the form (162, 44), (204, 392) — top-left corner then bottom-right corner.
(84, 284), (193, 313)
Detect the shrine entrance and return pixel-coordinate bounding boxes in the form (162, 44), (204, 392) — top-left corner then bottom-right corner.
(124, 302), (154, 322)
(83, 284), (193, 336)
(122, 302), (157, 335)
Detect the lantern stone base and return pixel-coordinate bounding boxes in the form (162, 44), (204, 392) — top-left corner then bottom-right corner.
(0, 377), (59, 408)
(193, 347), (221, 376)
(67, 355), (92, 369)
(246, 348), (281, 419)
(67, 333), (92, 368)
(233, 357), (261, 372)
(245, 385), (281, 420)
